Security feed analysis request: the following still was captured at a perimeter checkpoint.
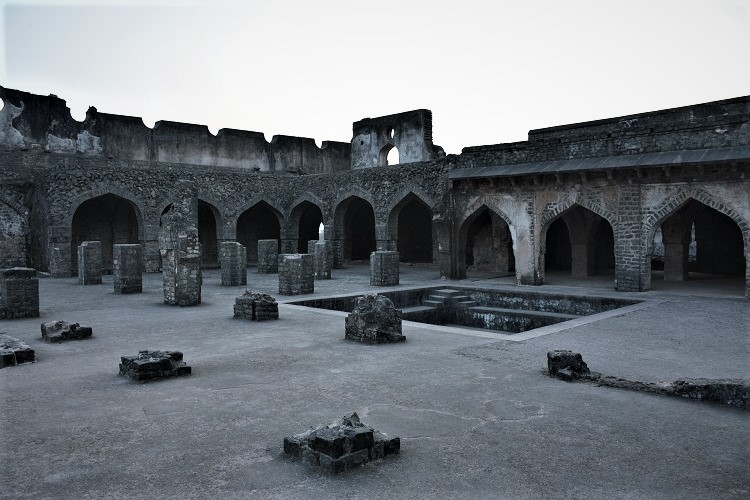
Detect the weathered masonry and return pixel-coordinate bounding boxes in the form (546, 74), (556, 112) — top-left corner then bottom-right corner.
(1, 86), (748, 296)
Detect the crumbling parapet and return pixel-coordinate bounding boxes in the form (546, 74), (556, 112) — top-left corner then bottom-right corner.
(78, 241), (102, 285)
(308, 240), (332, 279)
(160, 181), (201, 306)
(0, 333), (35, 368)
(233, 290), (279, 320)
(113, 244), (143, 293)
(370, 251), (399, 286)
(0, 268), (39, 319)
(257, 239), (279, 273)
(284, 412), (400, 473)
(220, 241), (247, 286)
(278, 253), (314, 295)
(345, 293), (405, 344)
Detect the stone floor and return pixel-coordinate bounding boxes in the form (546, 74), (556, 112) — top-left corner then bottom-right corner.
(0, 264), (748, 499)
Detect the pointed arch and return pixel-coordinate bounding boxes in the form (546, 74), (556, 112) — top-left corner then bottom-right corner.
(385, 191), (434, 263)
(457, 203), (516, 278)
(333, 194), (376, 265)
(66, 187), (146, 234)
(288, 198), (325, 253)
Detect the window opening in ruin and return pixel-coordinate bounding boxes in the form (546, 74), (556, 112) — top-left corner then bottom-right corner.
(650, 199), (745, 287)
(318, 223), (325, 240)
(387, 146), (400, 166)
(396, 195), (433, 263)
(71, 194), (139, 274)
(236, 201), (282, 265)
(0, 98), (4, 112)
(386, 127), (394, 140)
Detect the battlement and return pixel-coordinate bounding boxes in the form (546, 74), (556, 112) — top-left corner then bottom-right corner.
(0, 86), (351, 174)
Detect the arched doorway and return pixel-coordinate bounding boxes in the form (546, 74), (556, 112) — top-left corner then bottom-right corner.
(71, 194), (139, 273)
(236, 201), (282, 264)
(388, 193), (433, 263)
(459, 206), (515, 277)
(333, 196), (376, 266)
(290, 201), (323, 253)
(198, 200), (220, 268)
(649, 198), (745, 288)
(542, 205), (615, 280)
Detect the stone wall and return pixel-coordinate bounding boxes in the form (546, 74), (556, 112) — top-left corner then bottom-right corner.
(0, 268), (39, 319)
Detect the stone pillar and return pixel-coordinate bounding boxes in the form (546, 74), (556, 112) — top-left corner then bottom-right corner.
(160, 181), (202, 306)
(308, 240), (332, 279)
(278, 253), (315, 295)
(375, 223), (390, 251)
(113, 244), (143, 294)
(370, 251), (399, 286)
(0, 268), (39, 319)
(220, 241), (247, 286)
(257, 239), (279, 273)
(48, 225), (72, 277)
(78, 241), (102, 285)
(661, 216), (689, 281)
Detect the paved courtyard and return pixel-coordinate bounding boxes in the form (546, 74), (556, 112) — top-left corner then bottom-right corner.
(1, 265), (748, 499)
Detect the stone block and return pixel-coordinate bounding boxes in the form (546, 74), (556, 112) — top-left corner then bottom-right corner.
(370, 251), (399, 286)
(113, 244), (143, 293)
(233, 290), (279, 321)
(345, 293), (405, 344)
(119, 350), (191, 381)
(0, 267), (40, 319)
(220, 241), (247, 286)
(41, 320), (93, 343)
(78, 241), (102, 285)
(308, 240), (332, 279)
(257, 239), (279, 273)
(547, 350), (591, 380)
(0, 333), (35, 368)
(283, 412), (400, 473)
(278, 253), (314, 295)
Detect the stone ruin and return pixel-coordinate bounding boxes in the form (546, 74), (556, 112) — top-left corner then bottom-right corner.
(370, 251), (399, 286)
(308, 240), (332, 279)
(113, 244), (143, 293)
(257, 239), (279, 273)
(345, 293), (405, 344)
(0, 268), (39, 319)
(41, 320), (93, 343)
(78, 240), (102, 285)
(234, 290), (279, 321)
(278, 253), (314, 295)
(0, 333), (35, 368)
(284, 412), (400, 473)
(119, 350), (191, 381)
(547, 350), (750, 408)
(220, 241), (247, 286)
(160, 181), (202, 306)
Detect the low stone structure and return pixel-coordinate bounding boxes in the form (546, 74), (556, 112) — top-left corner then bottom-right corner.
(77, 241), (102, 285)
(345, 293), (405, 344)
(233, 290), (279, 321)
(308, 240), (332, 279)
(0, 333), (35, 368)
(160, 182), (202, 306)
(257, 239), (279, 273)
(370, 251), (399, 286)
(119, 350), (191, 381)
(283, 412), (400, 473)
(278, 253), (314, 295)
(41, 320), (93, 343)
(0, 268), (39, 319)
(113, 244), (143, 293)
(547, 350), (592, 381)
(220, 241), (247, 286)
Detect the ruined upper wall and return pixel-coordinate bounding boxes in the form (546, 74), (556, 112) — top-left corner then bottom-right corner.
(0, 86), (351, 174)
(351, 109), (445, 168)
(460, 96), (750, 167)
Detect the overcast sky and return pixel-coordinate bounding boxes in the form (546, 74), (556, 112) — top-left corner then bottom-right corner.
(2, 0), (749, 154)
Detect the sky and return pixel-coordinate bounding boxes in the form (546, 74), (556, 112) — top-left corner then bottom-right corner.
(2, 0), (749, 154)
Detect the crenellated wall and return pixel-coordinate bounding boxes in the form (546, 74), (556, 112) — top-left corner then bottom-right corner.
(0, 86), (350, 173)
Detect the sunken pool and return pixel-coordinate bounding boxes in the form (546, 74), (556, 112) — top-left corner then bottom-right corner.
(287, 287), (642, 334)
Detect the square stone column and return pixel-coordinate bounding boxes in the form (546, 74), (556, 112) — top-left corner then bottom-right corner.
(113, 244), (143, 294)
(258, 239), (279, 273)
(308, 240), (332, 279)
(0, 268), (39, 319)
(77, 241), (102, 285)
(370, 251), (399, 286)
(278, 253), (314, 295)
(220, 241), (247, 286)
